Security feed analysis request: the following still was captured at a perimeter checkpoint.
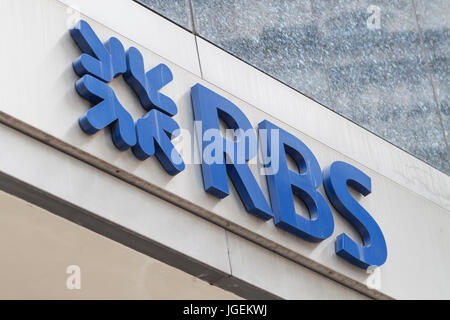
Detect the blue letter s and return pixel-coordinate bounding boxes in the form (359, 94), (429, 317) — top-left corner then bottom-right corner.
(323, 161), (387, 269)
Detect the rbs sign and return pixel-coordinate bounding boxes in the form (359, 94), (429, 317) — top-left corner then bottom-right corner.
(70, 20), (387, 270)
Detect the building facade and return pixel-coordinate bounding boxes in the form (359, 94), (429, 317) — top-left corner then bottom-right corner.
(0, 0), (449, 299)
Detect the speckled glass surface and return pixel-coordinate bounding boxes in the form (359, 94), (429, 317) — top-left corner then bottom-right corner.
(414, 0), (450, 171)
(136, 0), (449, 174)
(191, 0), (331, 105)
(135, 0), (193, 30)
(312, 0), (448, 174)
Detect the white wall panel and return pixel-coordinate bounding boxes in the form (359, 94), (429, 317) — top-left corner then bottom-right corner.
(220, 232), (368, 300)
(56, 0), (201, 76)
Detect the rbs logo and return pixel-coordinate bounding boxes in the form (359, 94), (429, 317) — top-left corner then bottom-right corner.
(70, 20), (387, 270)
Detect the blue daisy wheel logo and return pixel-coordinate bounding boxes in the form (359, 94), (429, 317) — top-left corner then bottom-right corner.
(70, 20), (185, 175)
